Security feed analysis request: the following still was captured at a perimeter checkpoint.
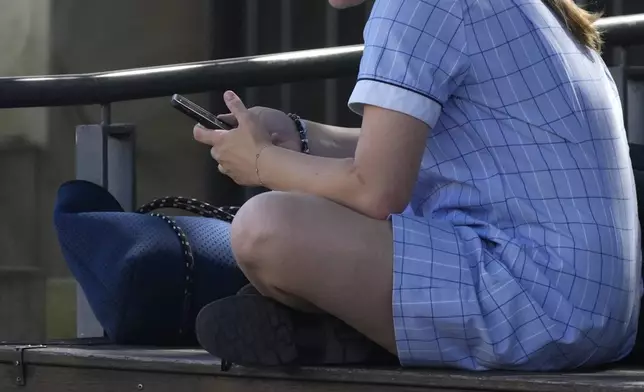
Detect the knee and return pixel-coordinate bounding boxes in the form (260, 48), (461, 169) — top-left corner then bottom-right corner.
(230, 192), (295, 276)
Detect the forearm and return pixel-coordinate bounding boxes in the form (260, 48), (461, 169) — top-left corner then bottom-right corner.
(258, 145), (389, 219)
(303, 120), (360, 159)
(253, 106), (427, 219)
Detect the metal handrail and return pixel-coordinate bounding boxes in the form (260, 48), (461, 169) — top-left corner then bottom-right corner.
(0, 14), (643, 109)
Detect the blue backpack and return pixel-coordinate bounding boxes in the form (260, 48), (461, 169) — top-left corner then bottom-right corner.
(53, 180), (248, 345)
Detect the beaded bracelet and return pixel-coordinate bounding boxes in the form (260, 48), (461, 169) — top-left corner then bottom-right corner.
(287, 113), (310, 154)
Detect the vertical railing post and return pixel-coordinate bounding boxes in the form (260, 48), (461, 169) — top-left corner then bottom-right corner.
(611, 0), (629, 132)
(279, 0), (293, 114)
(74, 103), (136, 338)
(627, 70), (644, 144)
(325, 5), (339, 126)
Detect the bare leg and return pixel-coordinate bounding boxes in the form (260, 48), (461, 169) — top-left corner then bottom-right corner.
(230, 191), (396, 354)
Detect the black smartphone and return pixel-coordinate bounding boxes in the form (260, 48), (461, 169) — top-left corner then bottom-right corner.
(171, 94), (233, 130)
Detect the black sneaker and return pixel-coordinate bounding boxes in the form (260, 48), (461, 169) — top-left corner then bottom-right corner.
(195, 294), (398, 368)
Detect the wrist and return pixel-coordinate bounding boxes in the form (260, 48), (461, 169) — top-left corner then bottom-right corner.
(287, 113), (310, 154)
(255, 144), (272, 187)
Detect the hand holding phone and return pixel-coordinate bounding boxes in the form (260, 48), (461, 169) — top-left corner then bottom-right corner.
(171, 94), (232, 130)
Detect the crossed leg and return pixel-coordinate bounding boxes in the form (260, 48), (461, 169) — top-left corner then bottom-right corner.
(230, 191), (397, 354)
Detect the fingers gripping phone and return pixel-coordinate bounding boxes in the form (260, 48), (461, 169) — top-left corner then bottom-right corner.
(171, 94), (232, 130)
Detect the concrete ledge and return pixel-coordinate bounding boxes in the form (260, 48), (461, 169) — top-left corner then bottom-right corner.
(0, 344), (642, 392)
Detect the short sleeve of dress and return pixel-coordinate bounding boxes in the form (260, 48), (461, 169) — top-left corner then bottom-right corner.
(348, 0), (470, 128)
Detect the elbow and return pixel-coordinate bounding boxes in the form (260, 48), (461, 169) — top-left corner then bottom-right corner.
(342, 160), (410, 220)
(357, 189), (409, 221)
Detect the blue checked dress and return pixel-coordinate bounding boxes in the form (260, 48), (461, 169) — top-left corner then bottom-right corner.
(348, 0), (642, 371)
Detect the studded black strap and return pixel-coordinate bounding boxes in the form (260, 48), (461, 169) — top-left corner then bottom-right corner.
(137, 196), (238, 222)
(135, 196), (238, 343)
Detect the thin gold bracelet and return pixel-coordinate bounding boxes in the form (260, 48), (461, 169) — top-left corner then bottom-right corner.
(255, 145), (269, 186)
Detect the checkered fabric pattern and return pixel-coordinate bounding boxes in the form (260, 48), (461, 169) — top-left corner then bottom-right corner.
(349, 0), (642, 371)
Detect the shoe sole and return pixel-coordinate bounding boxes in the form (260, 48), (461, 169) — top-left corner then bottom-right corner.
(196, 295), (298, 366)
(236, 284), (262, 296)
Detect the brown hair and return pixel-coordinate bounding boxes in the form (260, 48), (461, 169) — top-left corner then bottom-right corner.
(542, 0), (603, 51)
